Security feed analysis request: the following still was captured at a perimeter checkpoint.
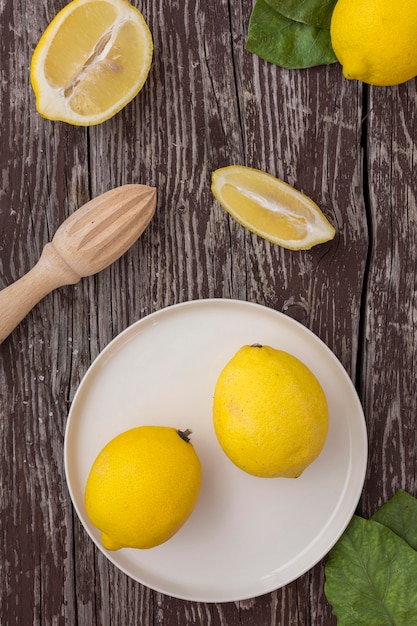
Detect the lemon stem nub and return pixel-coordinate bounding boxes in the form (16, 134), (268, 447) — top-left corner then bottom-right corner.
(251, 343), (263, 348)
(178, 428), (192, 443)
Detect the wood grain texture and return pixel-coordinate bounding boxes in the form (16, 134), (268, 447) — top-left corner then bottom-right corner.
(1, 0), (416, 624)
(361, 83), (417, 515)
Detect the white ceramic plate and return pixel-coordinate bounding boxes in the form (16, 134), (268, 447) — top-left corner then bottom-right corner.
(64, 299), (367, 602)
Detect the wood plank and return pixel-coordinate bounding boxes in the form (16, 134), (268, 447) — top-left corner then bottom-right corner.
(362, 82), (417, 514)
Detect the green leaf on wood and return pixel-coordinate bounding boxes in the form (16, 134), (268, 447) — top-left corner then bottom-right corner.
(264, 0), (338, 29)
(324, 515), (417, 625)
(245, 0), (337, 70)
(372, 489), (417, 551)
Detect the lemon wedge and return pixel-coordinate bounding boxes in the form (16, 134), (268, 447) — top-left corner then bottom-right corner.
(30, 0), (153, 126)
(211, 165), (336, 250)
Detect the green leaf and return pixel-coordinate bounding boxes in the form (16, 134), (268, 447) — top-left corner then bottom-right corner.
(245, 0), (337, 70)
(263, 0), (338, 29)
(372, 490), (417, 551)
(324, 516), (417, 625)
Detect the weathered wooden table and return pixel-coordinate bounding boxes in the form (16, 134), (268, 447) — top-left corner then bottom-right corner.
(1, 0), (416, 624)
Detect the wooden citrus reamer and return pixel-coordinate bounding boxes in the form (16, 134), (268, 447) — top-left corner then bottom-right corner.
(0, 184), (156, 343)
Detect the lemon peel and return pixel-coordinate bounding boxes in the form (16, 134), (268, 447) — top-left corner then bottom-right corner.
(330, 0), (417, 86)
(213, 344), (329, 478)
(84, 426), (202, 550)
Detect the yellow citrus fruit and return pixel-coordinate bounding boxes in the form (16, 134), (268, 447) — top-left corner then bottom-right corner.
(330, 0), (417, 86)
(30, 0), (153, 125)
(211, 165), (335, 251)
(84, 426), (202, 550)
(213, 344), (329, 478)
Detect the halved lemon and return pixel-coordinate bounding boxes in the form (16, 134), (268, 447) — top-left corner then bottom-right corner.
(211, 165), (336, 250)
(30, 0), (153, 126)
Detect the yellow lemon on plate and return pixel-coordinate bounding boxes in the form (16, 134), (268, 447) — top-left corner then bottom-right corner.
(330, 0), (417, 86)
(213, 344), (329, 478)
(30, 0), (153, 125)
(211, 165), (335, 250)
(84, 426), (202, 550)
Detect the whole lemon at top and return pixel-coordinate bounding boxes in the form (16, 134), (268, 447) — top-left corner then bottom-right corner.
(330, 0), (417, 86)
(213, 345), (329, 478)
(84, 426), (202, 550)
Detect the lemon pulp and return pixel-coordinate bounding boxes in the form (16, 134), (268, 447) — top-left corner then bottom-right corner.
(211, 165), (335, 250)
(30, 0), (153, 125)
